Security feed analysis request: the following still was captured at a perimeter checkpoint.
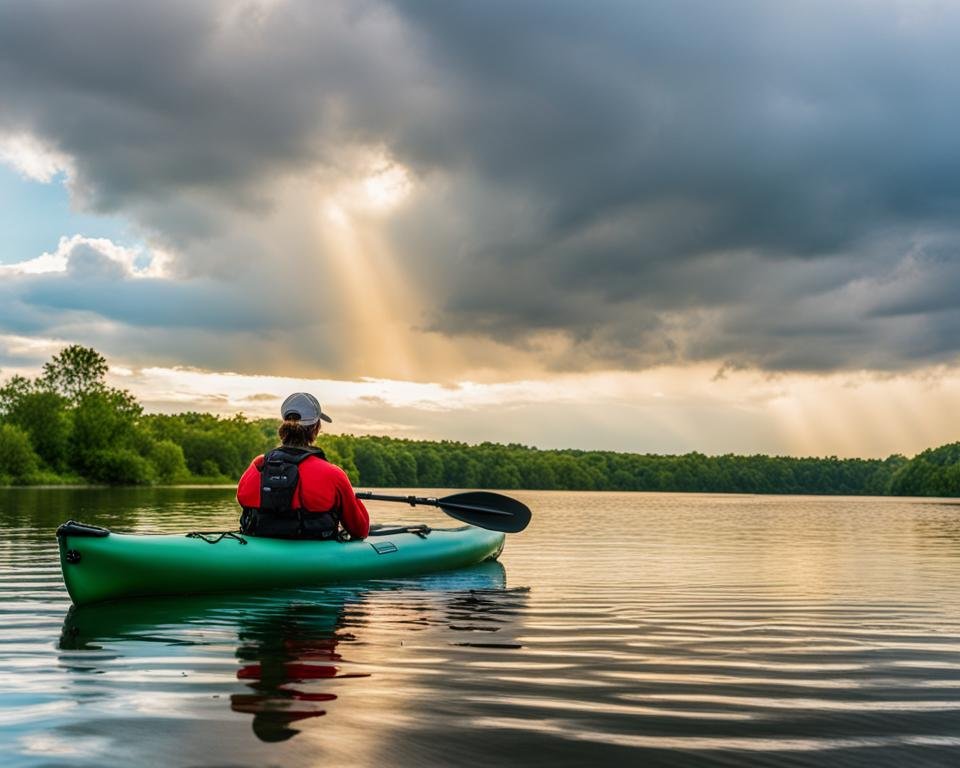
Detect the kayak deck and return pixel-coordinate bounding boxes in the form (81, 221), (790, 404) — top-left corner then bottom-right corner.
(57, 521), (506, 606)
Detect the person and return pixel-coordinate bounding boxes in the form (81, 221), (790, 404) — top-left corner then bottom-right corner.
(237, 393), (370, 540)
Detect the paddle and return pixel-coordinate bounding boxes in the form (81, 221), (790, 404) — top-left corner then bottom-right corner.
(354, 491), (531, 533)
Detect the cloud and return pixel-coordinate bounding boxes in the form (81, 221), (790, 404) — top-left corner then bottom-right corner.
(0, 1), (420, 215)
(2, 1), (960, 377)
(0, 236), (344, 373)
(388, 1), (960, 372)
(0, 132), (73, 182)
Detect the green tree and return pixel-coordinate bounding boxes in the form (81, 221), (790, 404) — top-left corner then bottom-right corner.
(41, 345), (109, 402)
(69, 389), (144, 481)
(442, 450), (480, 487)
(142, 412), (271, 480)
(415, 448), (444, 486)
(354, 442), (389, 486)
(0, 378), (71, 470)
(149, 439), (190, 484)
(82, 449), (153, 485)
(179, 431), (232, 478)
(386, 449), (418, 486)
(0, 423), (40, 483)
(483, 461), (522, 488)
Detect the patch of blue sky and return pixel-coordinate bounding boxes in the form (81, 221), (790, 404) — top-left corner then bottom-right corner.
(0, 166), (139, 264)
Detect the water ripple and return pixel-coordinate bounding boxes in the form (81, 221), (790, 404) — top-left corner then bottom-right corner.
(2, 488), (960, 767)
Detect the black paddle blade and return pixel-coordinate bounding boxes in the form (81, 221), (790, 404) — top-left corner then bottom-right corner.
(436, 491), (532, 533)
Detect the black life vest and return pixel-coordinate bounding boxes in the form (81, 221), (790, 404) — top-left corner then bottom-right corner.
(239, 446), (342, 540)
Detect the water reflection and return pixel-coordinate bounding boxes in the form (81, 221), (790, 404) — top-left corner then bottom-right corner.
(58, 562), (508, 743)
(231, 600), (364, 742)
(9, 488), (960, 767)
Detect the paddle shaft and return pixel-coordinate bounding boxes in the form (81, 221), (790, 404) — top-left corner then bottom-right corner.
(354, 490), (531, 532)
(355, 492), (511, 516)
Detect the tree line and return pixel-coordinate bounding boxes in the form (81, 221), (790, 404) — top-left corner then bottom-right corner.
(0, 345), (956, 496)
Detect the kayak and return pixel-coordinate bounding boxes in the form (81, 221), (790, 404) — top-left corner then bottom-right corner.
(60, 560), (508, 649)
(56, 520), (506, 606)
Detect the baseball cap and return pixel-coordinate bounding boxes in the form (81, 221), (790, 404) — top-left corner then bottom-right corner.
(280, 392), (332, 426)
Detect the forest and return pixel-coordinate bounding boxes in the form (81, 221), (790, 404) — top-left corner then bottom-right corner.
(0, 345), (955, 496)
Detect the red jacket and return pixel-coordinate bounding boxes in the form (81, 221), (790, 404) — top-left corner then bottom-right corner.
(237, 454), (370, 540)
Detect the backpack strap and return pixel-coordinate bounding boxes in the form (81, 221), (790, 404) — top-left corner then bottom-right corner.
(267, 445), (327, 465)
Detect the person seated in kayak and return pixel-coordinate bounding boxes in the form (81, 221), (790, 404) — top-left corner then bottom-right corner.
(237, 392), (370, 541)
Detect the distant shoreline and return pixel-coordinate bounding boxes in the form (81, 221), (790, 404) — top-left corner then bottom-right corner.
(2, 346), (957, 497)
(2, 482), (959, 501)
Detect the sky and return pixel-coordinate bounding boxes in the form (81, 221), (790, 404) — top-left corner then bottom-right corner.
(1, 0), (960, 458)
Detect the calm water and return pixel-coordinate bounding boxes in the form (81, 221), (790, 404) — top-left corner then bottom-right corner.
(2, 488), (960, 767)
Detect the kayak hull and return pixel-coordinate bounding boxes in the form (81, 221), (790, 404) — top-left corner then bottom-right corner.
(57, 521), (506, 606)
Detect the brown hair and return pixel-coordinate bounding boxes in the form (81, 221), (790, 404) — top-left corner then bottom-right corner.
(278, 418), (320, 447)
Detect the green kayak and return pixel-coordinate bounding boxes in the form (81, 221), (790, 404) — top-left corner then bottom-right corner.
(57, 520), (506, 606)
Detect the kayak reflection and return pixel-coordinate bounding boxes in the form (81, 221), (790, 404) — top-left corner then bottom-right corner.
(59, 561), (508, 742)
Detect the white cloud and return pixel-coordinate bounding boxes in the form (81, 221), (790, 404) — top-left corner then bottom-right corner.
(0, 235), (170, 278)
(0, 332), (67, 365)
(0, 131), (73, 183)
(0, 250), (67, 276)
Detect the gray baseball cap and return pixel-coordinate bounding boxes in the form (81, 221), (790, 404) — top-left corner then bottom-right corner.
(280, 392), (332, 425)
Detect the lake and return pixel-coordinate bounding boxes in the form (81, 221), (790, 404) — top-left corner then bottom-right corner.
(2, 488), (960, 767)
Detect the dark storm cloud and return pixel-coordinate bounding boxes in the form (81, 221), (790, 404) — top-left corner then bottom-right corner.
(0, 0), (418, 215)
(2, 0), (960, 374)
(384, 0), (960, 371)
